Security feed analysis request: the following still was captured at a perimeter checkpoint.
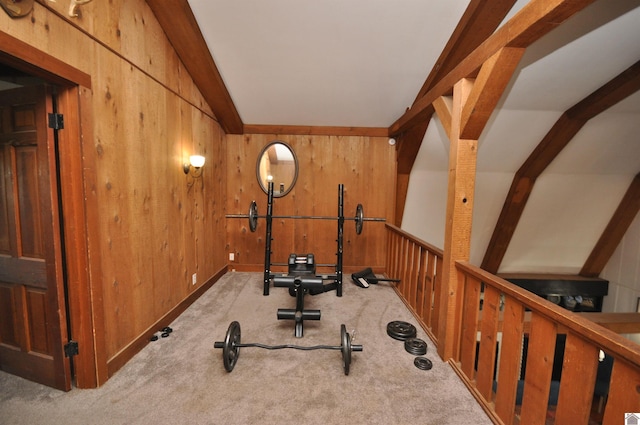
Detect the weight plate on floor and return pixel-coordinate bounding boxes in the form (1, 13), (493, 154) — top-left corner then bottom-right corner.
(414, 357), (433, 370)
(404, 338), (428, 356)
(386, 321), (417, 341)
(341, 324), (351, 375)
(222, 321), (241, 372)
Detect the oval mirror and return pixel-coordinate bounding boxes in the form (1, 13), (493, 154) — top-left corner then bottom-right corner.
(256, 141), (298, 197)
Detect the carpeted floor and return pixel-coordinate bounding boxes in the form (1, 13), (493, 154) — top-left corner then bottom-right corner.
(0, 272), (492, 425)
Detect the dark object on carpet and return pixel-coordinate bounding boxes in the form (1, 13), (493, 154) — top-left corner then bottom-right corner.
(213, 321), (363, 375)
(351, 268), (400, 288)
(404, 338), (428, 356)
(414, 357), (433, 370)
(386, 321), (417, 341)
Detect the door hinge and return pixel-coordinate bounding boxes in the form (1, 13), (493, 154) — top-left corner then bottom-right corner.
(48, 113), (64, 130)
(64, 340), (79, 357)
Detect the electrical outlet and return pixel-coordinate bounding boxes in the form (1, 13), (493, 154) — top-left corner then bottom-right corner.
(192, 273), (197, 285)
(229, 252), (235, 261)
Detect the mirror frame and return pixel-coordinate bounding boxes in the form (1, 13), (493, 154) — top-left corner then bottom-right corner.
(256, 140), (299, 198)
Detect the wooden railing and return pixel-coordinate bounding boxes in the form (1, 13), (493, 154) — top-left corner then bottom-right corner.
(386, 224), (443, 345)
(386, 224), (640, 425)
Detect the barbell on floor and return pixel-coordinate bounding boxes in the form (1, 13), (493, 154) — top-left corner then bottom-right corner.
(226, 201), (385, 234)
(213, 321), (363, 375)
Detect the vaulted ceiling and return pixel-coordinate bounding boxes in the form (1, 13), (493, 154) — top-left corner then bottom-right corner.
(147, 0), (640, 276)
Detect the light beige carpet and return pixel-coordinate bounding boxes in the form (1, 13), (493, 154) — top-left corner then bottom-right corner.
(0, 272), (492, 425)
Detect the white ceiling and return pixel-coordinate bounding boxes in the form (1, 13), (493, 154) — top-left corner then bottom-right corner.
(188, 0), (469, 127)
(187, 0), (640, 275)
(188, 0), (640, 173)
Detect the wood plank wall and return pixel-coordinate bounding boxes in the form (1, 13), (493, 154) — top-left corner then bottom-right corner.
(226, 134), (397, 274)
(1, 0), (227, 373)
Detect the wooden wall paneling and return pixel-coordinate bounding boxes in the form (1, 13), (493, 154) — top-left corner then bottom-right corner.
(164, 92), (186, 308)
(180, 99), (197, 298)
(203, 124), (227, 276)
(226, 134), (396, 273)
(3, 0), (228, 384)
(147, 83), (172, 317)
(128, 70), (154, 340)
(95, 55), (143, 359)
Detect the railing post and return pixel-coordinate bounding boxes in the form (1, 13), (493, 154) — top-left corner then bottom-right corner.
(437, 78), (478, 360)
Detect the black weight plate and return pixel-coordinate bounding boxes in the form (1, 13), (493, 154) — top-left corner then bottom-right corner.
(404, 338), (427, 356)
(248, 201), (258, 232)
(341, 324), (351, 375)
(414, 357), (433, 370)
(386, 321), (417, 341)
(355, 204), (364, 235)
(222, 321), (241, 372)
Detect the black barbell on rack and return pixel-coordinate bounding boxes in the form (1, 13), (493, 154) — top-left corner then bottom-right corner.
(226, 201), (385, 234)
(213, 321), (363, 375)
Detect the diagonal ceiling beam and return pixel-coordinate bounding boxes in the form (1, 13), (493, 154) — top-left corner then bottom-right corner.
(393, 0), (516, 162)
(390, 0), (598, 136)
(146, 0), (243, 134)
(392, 0), (516, 225)
(413, 0), (517, 104)
(580, 173), (640, 277)
(481, 60), (640, 274)
(459, 47), (525, 140)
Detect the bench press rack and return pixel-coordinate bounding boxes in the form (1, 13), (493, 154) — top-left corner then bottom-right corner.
(261, 181), (346, 298)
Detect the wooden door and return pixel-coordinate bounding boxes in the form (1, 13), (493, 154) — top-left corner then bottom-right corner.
(0, 85), (71, 391)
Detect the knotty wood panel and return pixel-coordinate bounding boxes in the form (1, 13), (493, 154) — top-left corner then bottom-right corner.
(226, 134), (396, 274)
(2, 0), (228, 378)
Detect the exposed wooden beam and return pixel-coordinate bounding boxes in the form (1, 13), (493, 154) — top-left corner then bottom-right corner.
(438, 78), (478, 360)
(581, 173), (640, 277)
(460, 47), (525, 140)
(482, 60), (640, 274)
(412, 0), (517, 104)
(243, 124), (388, 138)
(433, 96), (453, 140)
(146, 0), (243, 134)
(392, 1), (515, 226)
(390, 0), (598, 136)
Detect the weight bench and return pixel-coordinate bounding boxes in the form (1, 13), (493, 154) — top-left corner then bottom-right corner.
(274, 275), (324, 338)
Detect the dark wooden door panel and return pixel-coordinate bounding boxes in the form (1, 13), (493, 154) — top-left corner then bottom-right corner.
(16, 145), (44, 258)
(0, 85), (70, 390)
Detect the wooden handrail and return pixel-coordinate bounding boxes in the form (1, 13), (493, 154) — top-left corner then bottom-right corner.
(385, 224), (443, 343)
(385, 225), (640, 425)
(456, 260), (640, 425)
(477, 311), (640, 335)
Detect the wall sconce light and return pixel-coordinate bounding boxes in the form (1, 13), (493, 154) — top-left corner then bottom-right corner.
(183, 155), (206, 177)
